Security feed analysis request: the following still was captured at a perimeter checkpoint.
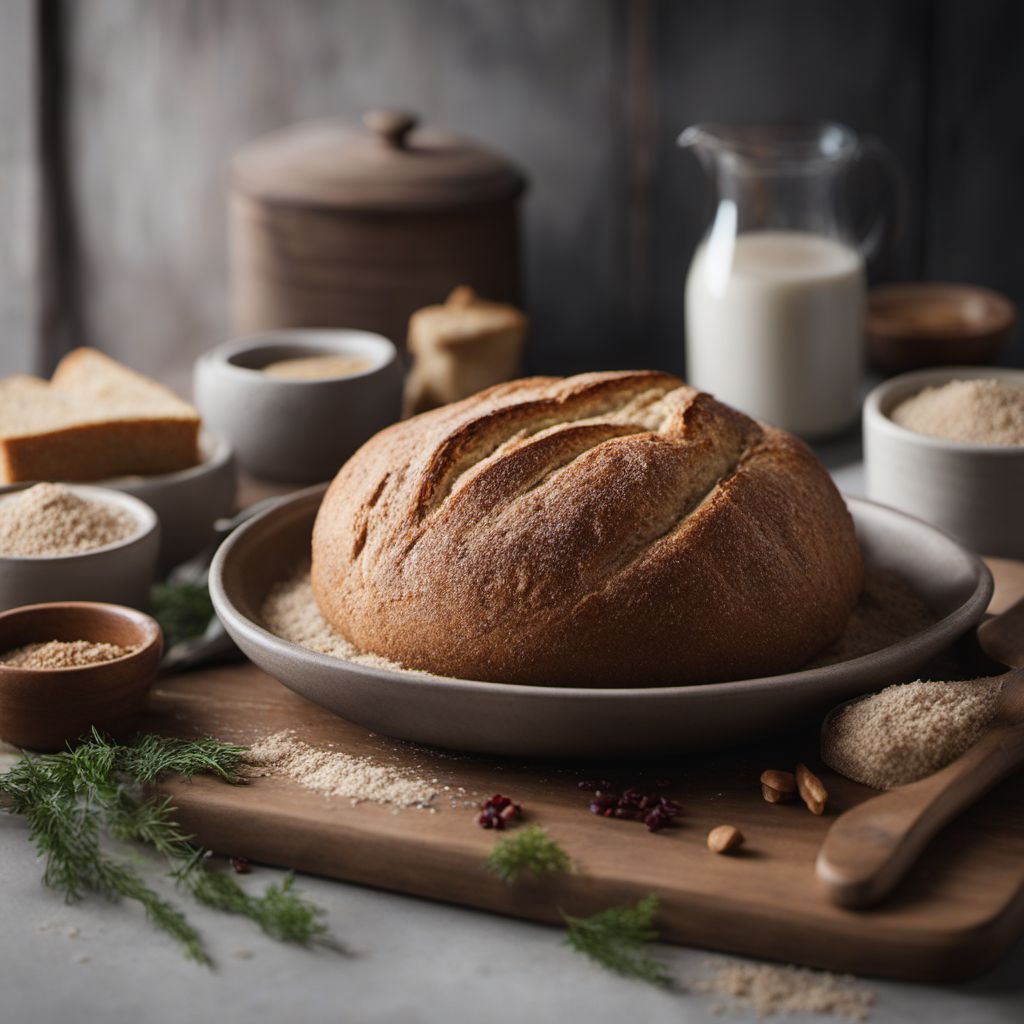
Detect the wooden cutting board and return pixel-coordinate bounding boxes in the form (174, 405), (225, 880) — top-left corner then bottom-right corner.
(148, 558), (1024, 984)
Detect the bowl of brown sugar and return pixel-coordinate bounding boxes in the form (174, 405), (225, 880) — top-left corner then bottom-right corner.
(0, 601), (162, 750)
(865, 366), (1024, 558)
(0, 482), (159, 613)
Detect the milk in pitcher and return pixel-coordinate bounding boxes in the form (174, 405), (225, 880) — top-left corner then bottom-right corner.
(685, 230), (865, 438)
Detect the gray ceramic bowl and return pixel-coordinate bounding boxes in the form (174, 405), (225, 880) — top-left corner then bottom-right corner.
(104, 432), (237, 570)
(864, 367), (1024, 558)
(210, 487), (991, 757)
(194, 330), (403, 484)
(0, 485), (160, 613)
(0, 433), (237, 572)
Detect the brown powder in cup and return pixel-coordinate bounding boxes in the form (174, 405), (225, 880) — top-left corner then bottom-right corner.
(261, 354), (374, 380)
(0, 483), (138, 557)
(822, 677), (1003, 790)
(691, 959), (875, 1020)
(0, 639), (138, 669)
(245, 730), (437, 808)
(890, 377), (1024, 446)
(262, 565), (935, 678)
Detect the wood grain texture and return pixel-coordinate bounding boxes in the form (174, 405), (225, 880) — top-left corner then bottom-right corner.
(927, 0), (1024, 365)
(147, 663), (1024, 983)
(144, 558), (1024, 982)
(16, 0), (1023, 383)
(62, 0), (622, 390)
(0, 0), (43, 375)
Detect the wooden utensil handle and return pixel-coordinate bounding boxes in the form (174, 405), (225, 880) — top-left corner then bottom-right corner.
(816, 721), (1024, 908)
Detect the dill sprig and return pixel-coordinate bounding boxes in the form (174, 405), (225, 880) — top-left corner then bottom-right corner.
(174, 851), (328, 945)
(486, 824), (572, 883)
(0, 731), (330, 964)
(563, 895), (673, 987)
(151, 581), (215, 648)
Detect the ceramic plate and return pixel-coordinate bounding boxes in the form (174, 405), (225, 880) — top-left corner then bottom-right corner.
(209, 487), (992, 757)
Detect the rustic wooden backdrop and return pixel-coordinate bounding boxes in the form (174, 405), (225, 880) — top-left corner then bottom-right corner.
(3, 0), (1023, 389)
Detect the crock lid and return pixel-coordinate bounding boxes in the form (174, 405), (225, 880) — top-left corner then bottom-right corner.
(231, 110), (527, 211)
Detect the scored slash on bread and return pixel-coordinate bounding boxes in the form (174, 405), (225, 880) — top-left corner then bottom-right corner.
(312, 370), (863, 688)
(0, 348), (201, 483)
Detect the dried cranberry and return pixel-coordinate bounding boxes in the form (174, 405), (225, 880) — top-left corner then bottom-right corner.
(476, 794), (523, 829)
(230, 856), (251, 874)
(585, 783), (681, 832)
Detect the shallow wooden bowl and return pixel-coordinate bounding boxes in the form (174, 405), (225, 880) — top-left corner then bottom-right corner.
(867, 283), (1016, 374)
(0, 602), (163, 751)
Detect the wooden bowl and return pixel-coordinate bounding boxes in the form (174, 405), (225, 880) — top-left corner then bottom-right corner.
(0, 602), (163, 751)
(867, 283), (1016, 374)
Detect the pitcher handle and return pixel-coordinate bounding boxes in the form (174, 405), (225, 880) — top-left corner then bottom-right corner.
(853, 136), (907, 264)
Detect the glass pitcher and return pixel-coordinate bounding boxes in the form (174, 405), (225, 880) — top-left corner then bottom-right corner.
(680, 121), (897, 439)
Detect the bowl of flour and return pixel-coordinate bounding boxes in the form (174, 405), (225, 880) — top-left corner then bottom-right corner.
(0, 482), (159, 612)
(865, 366), (1024, 558)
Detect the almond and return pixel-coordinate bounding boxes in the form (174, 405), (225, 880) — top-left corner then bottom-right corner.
(707, 824), (744, 854)
(760, 769), (797, 803)
(796, 762), (828, 815)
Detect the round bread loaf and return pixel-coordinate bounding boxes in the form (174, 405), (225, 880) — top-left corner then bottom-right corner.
(311, 371), (862, 686)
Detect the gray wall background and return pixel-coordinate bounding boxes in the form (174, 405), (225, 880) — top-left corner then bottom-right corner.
(3, 0), (1023, 391)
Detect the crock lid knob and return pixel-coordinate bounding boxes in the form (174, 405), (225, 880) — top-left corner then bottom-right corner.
(363, 109), (418, 150)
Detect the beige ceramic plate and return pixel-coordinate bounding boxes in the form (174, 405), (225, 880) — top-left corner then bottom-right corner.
(210, 487), (992, 757)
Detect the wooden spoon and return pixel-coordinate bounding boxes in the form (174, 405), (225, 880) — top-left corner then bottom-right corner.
(816, 666), (1024, 908)
(977, 594), (1024, 668)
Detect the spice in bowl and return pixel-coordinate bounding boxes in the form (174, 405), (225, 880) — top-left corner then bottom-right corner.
(261, 354), (374, 380)
(0, 639), (138, 670)
(0, 483), (138, 557)
(822, 677), (1003, 789)
(890, 378), (1024, 446)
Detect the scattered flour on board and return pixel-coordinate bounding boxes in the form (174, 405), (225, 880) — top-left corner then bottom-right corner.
(245, 730), (437, 809)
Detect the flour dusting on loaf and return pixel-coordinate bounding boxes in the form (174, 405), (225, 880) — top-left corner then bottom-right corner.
(311, 371), (862, 687)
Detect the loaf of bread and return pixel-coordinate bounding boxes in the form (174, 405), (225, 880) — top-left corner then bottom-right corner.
(0, 348), (201, 483)
(312, 371), (863, 687)
(404, 286), (528, 415)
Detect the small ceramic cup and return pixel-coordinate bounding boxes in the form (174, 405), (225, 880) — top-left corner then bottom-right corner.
(864, 366), (1024, 558)
(0, 601), (162, 750)
(194, 330), (403, 483)
(0, 485), (160, 613)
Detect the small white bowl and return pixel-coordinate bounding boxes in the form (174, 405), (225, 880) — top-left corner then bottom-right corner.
(0, 434), (238, 572)
(194, 330), (403, 484)
(0, 485), (160, 612)
(864, 366), (1024, 557)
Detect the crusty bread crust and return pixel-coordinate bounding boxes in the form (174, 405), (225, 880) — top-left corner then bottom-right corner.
(311, 371), (863, 687)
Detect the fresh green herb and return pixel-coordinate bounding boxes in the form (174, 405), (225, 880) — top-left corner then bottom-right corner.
(486, 824), (572, 883)
(173, 852), (327, 945)
(562, 895), (673, 987)
(0, 731), (330, 964)
(151, 582), (215, 648)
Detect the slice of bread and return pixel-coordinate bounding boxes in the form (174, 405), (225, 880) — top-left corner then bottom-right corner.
(405, 286), (528, 414)
(0, 350), (201, 484)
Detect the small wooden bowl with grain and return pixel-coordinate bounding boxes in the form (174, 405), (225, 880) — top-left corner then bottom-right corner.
(0, 602), (163, 751)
